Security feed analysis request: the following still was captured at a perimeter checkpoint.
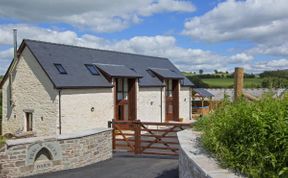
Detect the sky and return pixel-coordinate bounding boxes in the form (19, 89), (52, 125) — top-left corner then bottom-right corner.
(0, 0), (288, 75)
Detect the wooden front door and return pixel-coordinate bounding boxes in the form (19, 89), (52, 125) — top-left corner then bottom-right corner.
(115, 78), (137, 121)
(165, 80), (179, 122)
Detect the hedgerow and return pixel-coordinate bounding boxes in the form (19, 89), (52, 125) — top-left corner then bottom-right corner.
(194, 94), (288, 178)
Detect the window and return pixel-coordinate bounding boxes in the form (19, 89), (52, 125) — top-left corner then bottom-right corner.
(54, 63), (67, 74)
(25, 112), (33, 131)
(166, 80), (173, 97)
(85, 64), (99, 75)
(117, 78), (128, 101)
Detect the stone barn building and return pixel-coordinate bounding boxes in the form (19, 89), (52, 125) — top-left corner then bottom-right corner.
(1, 39), (193, 136)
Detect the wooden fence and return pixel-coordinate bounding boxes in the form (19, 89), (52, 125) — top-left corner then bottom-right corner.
(108, 120), (192, 156)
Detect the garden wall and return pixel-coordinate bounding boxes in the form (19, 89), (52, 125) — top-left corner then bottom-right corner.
(177, 129), (243, 178)
(0, 128), (112, 178)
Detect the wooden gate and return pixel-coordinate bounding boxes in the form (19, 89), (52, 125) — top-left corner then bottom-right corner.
(108, 120), (192, 156)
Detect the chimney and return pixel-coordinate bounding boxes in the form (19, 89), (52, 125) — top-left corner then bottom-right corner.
(13, 29), (17, 60)
(234, 67), (244, 100)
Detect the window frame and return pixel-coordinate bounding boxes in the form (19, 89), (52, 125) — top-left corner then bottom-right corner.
(116, 78), (128, 101)
(25, 112), (33, 132)
(85, 64), (99, 75)
(54, 63), (67, 74)
(166, 79), (173, 97)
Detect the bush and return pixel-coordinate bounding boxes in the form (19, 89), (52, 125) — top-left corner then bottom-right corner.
(186, 75), (209, 88)
(0, 135), (5, 148)
(262, 77), (288, 88)
(195, 94), (288, 178)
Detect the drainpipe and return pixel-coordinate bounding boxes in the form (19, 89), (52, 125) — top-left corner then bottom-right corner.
(58, 89), (62, 135)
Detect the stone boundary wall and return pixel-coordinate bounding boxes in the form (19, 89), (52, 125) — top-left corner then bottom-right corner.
(206, 88), (286, 101)
(0, 128), (112, 178)
(177, 130), (243, 178)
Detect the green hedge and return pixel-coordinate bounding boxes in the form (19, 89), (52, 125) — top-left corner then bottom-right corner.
(195, 94), (288, 178)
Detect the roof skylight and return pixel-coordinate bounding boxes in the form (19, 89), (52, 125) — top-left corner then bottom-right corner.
(54, 63), (67, 74)
(85, 64), (99, 75)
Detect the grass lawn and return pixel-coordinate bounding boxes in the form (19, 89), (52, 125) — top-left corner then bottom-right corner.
(202, 78), (263, 88)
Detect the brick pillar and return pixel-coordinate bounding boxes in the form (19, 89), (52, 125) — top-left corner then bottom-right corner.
(234, 67), (244, 100)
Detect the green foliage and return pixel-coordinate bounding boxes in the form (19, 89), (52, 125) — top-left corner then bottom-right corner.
(0, 136), (5, 148)
(201, 78), (262, 88)
(195, 95), (288, 178)
(183, 73), (262, 88)
(185, 75), (209, 88)
(260, 70), (288, 79)
(262, 77), (288, 88)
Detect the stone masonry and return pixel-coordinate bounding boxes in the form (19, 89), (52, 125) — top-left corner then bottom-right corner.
(0, 128), (112, 178)
(177, 129), (244, 178)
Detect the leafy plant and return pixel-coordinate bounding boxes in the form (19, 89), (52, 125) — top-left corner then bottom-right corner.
(195, 94), (288, 178)
(0, 135), (5, 148)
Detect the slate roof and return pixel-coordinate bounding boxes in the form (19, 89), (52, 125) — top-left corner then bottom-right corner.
(149, 68), (184, 79)
(2, 39), (194, 89)
(193, 88), (214, 97)
(95, 63), (143, 78)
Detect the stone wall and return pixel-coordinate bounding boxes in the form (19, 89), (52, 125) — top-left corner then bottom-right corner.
(2, 47), (59, 136)
(177, 130), (243, 178)
(206, 88), (286, 101)
(0, 128), (112, 178)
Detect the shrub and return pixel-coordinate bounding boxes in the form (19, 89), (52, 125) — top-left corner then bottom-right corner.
(0, 135), (5, 148)
(261, 77), (288, 88)
(195, 94), (288, 178)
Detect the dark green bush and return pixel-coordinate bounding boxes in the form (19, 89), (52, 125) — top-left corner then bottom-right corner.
(262, 77), (288, 88)
(195, 94), (288, 178)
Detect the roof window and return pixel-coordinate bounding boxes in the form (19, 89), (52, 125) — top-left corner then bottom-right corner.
(54, 63), (67, 74)
(85, 64), (99, 75)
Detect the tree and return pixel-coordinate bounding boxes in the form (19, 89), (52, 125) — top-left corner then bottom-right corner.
(214, 70), (218, 74)
(199, 69), (204, 75)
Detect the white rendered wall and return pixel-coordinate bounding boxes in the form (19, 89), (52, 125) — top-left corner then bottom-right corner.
(137, 87), (165, 122)
(179, 86), (191, 121)
(60, 88), (114, 134)
(2, 47), (59, 136)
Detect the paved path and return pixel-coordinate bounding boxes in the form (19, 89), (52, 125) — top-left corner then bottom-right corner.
(27, 153), (178, 178)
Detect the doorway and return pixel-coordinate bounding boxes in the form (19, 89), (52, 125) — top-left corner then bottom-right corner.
(165, 80), (179, 122)
(115, 78), (137, 121)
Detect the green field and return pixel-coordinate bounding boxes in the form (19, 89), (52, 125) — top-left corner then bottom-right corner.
(202, 78), (263, 88)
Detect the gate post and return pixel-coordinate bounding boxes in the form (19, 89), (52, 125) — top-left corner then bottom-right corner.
(111, 119), (116, 150)
(134, 120), (141, 154)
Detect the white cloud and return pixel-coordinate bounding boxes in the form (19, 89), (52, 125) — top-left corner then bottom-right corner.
(183, 0), (288, 43)
(0, 0), (195, 33)
(0, 24), (286, 75)
(182, 0), (288, 68)
(230, 53), (253, 63)
(242, 58), (288, 73)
